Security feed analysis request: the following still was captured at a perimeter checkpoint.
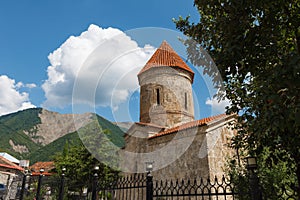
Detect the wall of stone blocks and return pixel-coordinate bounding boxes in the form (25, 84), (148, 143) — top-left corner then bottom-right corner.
(138, 67), (194, 128)
(121, 119), (236, 180)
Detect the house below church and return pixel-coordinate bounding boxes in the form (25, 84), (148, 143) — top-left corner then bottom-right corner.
(0, 154), (24, 199)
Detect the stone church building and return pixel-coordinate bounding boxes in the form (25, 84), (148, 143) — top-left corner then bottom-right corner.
(121, 41), (236, 180)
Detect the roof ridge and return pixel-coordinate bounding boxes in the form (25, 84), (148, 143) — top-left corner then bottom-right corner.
(149, 113), (228, 139)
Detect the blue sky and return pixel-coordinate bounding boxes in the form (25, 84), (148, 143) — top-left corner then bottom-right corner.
(0, 0), (228, 122)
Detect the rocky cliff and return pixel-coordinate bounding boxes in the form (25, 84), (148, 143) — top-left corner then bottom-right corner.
(24, 109), (94, 145)
(0, 108), (125, 161)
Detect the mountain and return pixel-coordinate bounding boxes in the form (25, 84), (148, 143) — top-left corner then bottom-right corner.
(113, 122), (134, 132)
(0, 108), (125, 163)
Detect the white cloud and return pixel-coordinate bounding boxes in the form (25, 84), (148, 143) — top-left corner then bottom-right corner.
(0, 75), (36, 116)
(25, 83), (37, 88)
(16, 82), (23, 88)
(42, 24), (155, 110)
(205, 97), (230, 114)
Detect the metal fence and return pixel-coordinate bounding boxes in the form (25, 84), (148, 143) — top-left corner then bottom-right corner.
(98, 174), (147, 200)
(98, 174), (239, 200)
(16, 172), (298, 200)
(152, 176), (237, 200)
(97, 173), (298, 200)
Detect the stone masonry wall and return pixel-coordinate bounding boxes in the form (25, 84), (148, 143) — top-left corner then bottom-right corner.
(148, 126), (210, 180)
(139, 67), (194, 128)
(122, 118), (236, 180)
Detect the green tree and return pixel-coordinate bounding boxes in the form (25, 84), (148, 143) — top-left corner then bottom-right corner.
(53, 125), (120, 198)
(175, 0), (300, 196)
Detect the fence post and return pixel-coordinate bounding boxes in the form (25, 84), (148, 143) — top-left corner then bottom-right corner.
(249, 171), (262, 200)
(246, 157), (262, 200)
(58, 167), (66, 200)
(35, 169), (44, 200)
(92, 173), (98, 200)
(19, 170), (28, 200)
(146, 172), (153, 200)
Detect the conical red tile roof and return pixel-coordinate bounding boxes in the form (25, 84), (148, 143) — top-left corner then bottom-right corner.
(138, 41), (194, 78)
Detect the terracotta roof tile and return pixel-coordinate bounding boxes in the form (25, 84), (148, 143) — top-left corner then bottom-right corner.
(138, 41), (194, 79)
(149, 114), (228, 139)
(0, 156), (24, 171)
(30, 161), (55, 173)
(31, 172), (52, 176)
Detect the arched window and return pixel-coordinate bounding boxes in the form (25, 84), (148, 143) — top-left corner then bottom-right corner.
(156, 88), (160, 105)
(184, 92), (188, 110)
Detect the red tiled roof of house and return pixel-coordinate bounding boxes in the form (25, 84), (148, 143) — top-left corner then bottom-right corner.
(0, 156), (24, 171)
(138, 41), (194, 79)
(149, 114), (228, 139)
(31, 172), (52, 176)
(30, 161), (55, 174)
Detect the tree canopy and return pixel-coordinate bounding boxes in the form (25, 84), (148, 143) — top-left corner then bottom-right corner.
(53, 124), (120, 197)
(175, 0), (300, 194)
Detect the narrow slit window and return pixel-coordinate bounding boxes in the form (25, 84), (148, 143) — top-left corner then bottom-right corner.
(184, 92), (188, 110)
(156, 88), (160, 105)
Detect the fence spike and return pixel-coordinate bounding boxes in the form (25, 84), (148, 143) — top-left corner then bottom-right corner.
(207, 177), (211, 184)
(164, 179), (167, 188)
(222, 175), (226, 183)
(129, 175), (133, 182)
(175, 179), (179, 187)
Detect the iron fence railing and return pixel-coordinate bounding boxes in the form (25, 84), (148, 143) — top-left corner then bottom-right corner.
(16, 172), (299, 200)
(152, 176), (238, 199)
(98, 174), (147, 200)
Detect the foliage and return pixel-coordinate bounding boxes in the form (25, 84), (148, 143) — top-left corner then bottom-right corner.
(257, 148), (297, 199)
(53, 130), (120, 198)
(24, 181), (38, 200)
(28, 130), (82, 163)
(52, 116), (123, 198)
(175, 0), (300, 194)
(225, 159), (249, 200)
(77, 119), (122, 169)
(28, 114), (124, 164)
(0, 107), (125, 164)
(226, 147), (297, 199)
(0, 108), (42, 131)
(0, 108), (42, 158)
(95, 114), (125, 148)
(23, 175), (61, 200)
